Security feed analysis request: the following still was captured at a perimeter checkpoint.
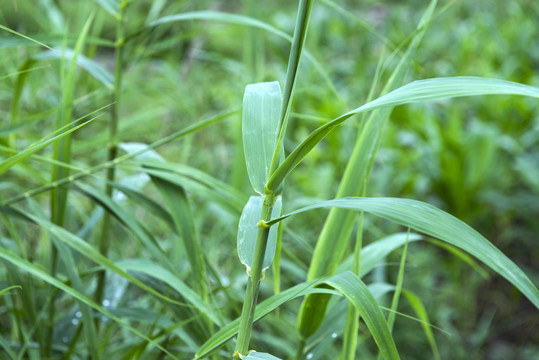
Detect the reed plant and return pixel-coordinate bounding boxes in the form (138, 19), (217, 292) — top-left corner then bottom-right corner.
(1, 1), (538, 359)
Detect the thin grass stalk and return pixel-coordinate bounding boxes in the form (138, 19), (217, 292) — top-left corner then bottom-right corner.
(46, 17), (94, 354)
(234, 194), (275, 358)
(233, 1), (314, 357)
(93, 0), (126, 312)
(340, 212), (364, 360)
(387, 229), (410, 332)
(267, 0), (314, 182)
(2, 110), (236, 206)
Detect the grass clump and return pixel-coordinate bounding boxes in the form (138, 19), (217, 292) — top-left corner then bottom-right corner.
(1, 1), (538, 359)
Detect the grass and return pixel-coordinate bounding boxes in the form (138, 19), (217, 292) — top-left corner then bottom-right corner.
(1, 1), (539, 359)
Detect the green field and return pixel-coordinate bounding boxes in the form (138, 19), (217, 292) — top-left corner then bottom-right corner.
(1, 1), (538, 359)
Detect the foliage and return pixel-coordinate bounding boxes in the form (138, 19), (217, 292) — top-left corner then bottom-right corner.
(0, 1), (538, 359)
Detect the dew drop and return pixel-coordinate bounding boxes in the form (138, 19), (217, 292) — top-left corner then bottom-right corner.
(331, 332), (337, 338)
(306, 353), (314, 360)
(72, 318), (79, 325)
(75, 311), (82, 318)
(102, 299), (111, 307)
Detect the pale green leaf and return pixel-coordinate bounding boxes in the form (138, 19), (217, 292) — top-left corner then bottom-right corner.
(238, 196), (282, 273)
(242, 351), (282, 360)
(242, 81), (282, 195)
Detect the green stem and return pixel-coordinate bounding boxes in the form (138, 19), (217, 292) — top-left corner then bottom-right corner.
(234, 194), (275, 358)
(268, 0), (314, 179)
(94, 0), (125, 314)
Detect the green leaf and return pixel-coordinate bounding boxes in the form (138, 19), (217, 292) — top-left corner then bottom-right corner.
(267, 197), (539, 308)
(242, 81), (283, 195)
(150, 11), (290, 40)
(137, 159), (247, 215)
(401, 290), (441, 360)
(266, 77), (539, 193)
(150, 175), (210, 302)
(0, 204), (189, 309)
(326, 272), (400, 360)
(195, 279), (323, 359)
(93, 0), (119, 17)
(242, 351), (282, 360)
(35, 48), (114, 89)
(74, 181), (176, 272)
(238, 196), (282, 273)
(0, 285), (21, 296)
(116, 259), (220, 326)
(336, 232), (423, 277)
(0, 246), (179, 360)
(0, 115), (98, 175)
(196, 272), (398, 359)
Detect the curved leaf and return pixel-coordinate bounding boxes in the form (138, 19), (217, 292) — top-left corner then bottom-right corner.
(195, 272), (398, 359)
(267, 197), (539, 308)
(266, 77), (539, 192)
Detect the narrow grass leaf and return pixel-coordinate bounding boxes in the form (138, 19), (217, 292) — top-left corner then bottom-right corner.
(0, 115), (99, 175)
(2, 109), (234, 206)
(150, 176), (210, 302)
(326, 271), (400, 360)
(337, 232), (423, 277)
(93, 0), (119, 17)
(35, 48), (114, 89)
(238, 197), (282, 273)
(0, 246), (179, 360)
(137, 159), (247, 214)
(0, 285), (22, 296)
(0, 205), (191, 308)
(116, 259), (220, 326)
(401, 290), (441, 360)
(242, 81), (282, 195)
(196, 272), (397, 359)
(267, 78), (539, 193)
(74, 182), (176, 272)
(267, 197), (539, 308)
(195, 279), (323, 359)
(9, 59), (37, 147)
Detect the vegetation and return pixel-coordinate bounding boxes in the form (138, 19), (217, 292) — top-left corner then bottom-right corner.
(1, 0), (538, 359)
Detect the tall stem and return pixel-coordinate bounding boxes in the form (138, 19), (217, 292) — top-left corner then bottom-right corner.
(234, 194), (275, 358)
(94, 0), (126, 312)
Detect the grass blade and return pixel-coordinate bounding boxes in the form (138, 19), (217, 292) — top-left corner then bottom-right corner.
(0, 115), (99, 175)
(266, 78), (539, 193)
(0, 246), (179, 360)
(401, 290), (441, 360)
(150, 176), (209, 302)
(326, 271), (400, 360)
(267, 197), (539, 308)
